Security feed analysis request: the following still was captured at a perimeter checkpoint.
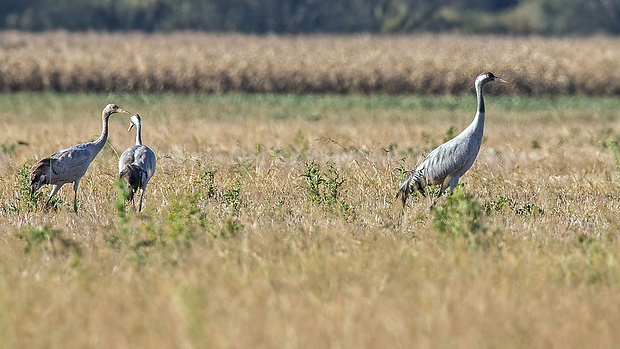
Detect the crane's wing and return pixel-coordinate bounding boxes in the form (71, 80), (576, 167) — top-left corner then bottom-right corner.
(119, 146), (137, 175)
(415, 137), (473, 185)
(133, 146), (156, 179)
(45, 144), (96, 182)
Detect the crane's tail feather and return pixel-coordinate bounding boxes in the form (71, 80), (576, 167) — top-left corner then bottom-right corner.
(120, 165), (147, 201)
(29, 157), (55, 196)
(396, 170), (426, 205)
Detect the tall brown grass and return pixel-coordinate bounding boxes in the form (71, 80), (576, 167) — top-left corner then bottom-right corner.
(1, 31), (620, 94)
(1, 93), (620, 347)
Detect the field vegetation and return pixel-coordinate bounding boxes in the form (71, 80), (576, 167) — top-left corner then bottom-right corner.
(1, 32), (620, 95)
(1, 90), (620, 347)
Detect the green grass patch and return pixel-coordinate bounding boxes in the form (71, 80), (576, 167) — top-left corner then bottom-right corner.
(2, 92), (620, 123)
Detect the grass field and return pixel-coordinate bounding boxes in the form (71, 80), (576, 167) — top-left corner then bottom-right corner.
(1, 91), (620, 347)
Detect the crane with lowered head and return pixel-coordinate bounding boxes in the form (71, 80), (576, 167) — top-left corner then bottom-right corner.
(118, 113), (157, 212)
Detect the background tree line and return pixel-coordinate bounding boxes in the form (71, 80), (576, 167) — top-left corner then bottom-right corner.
(1, 0), (620, 35)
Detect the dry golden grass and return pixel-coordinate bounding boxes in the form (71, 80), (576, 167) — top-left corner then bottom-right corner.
(1, 31), (620, 94)
(1, 92), (620, 348)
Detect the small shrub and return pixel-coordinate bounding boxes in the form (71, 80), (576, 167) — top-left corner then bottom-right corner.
(302, 161), (355, 219)
(222, 216), (244, 238)
(442, 126), (456, 143)
(223, 181), (242, 215)
(197, 169), (217, 199)
(16, 163), (40, 211)
(165, 193), (209, 248)
(17, 224), (81, 258)
(484, 194), (544, 216)
(432, 190), (498, 250)
(16, 162), (63, 212)
(606, 137), (620, 181)
(0, 142), (17, 154)
(302, 162), (344, 207)
(396, 158), (407, 177)
(293, 129), (309, 153)
(114, 179), (133, 228)
(303, 161), (324, 203)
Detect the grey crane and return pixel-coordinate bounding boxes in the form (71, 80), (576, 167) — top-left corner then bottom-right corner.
(118, 114), (156, 212)
(397, 72), (505, 205)
(30, 104), (131, 212)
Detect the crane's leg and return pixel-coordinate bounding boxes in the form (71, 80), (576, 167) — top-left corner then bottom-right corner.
(431, 177), (453, 209)
(447, 177), (460, 195)
(45, 184), (62, 207)
(73, 180), (80, 213)
(438, 177), (452, 197)
(130, 189), (136, 211)
(138, 188), (144, 212)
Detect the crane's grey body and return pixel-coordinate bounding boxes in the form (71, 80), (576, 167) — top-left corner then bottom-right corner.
(397, 72), (504, 205)
(30, 104), (130, 212)
(119, 114), (156, 212)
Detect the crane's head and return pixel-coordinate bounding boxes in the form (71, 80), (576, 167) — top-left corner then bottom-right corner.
(103, 103), (131, 117)
(128, 114), (142, 131)
(477, 72), (507, 86)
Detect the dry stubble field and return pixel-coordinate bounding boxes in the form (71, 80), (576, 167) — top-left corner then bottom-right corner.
(1, 33), (620, 348)
(1, 31), (620, 95)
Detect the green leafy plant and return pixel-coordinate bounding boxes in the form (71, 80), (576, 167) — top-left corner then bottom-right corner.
(165, 193), (209, 248)
(198, 169), (217, 199)
(484, 194), (544, 216)
(114, 179), (133, 227)
(223, 181), (242, 215)
(606, 137), (620, 181)
(0, 142), (17, 154)
(15, 163), (62, 212)
(442, 126), (456, 143)
(17, 224), (81, 258)
(222, 216), (244, 238)
(302, 161), (355, 219)
(432, 190), (498, 250)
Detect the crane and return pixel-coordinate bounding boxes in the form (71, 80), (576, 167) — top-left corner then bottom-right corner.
(397, 72), (506, 205)
(118, 114), (156, 212)
(30, 104), (131, 213)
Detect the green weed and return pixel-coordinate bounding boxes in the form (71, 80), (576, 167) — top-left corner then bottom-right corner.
(166, 193), (209, 248)
(442, 126), (456, 143)
(432, 190), (498, 250)
(606, 137), (620, 181)
(114, 179), (133, 227)
(302, 161), (355, 219)
(12, 163), (62, 213)
(484, 194), (544, 216)
(293, 129), (309, 153)
(223, 181), (242, 215)
(17, 224), (82, 258)
(198, 169), (217, 200)
(0, 143), (17, 154)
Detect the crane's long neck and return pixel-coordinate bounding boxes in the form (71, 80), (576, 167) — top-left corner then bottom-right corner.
(135, 123), (143, 146)
(470, 81), (485, 136)
(93, 112), (111, 153)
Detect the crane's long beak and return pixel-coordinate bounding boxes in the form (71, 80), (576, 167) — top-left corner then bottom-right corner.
(118, 108), (131, 115)
(128, 123), (135, 132)
(496, 77), (507, 83)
